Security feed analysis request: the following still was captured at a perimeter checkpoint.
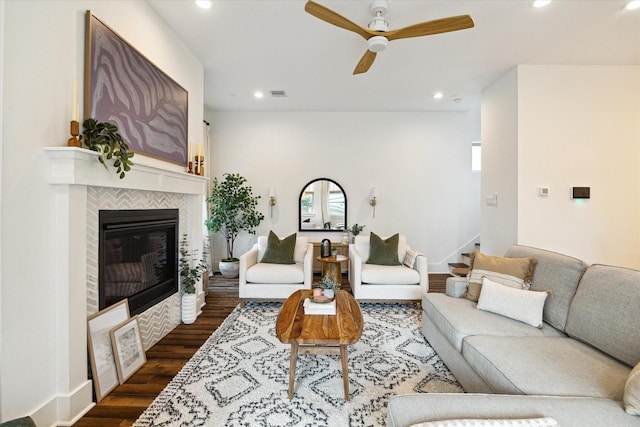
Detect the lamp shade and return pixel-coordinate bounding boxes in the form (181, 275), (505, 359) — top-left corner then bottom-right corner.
(370, 187), (380, 199)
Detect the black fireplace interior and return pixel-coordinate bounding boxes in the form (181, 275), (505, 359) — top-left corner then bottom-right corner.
(99, 209), (178, 315)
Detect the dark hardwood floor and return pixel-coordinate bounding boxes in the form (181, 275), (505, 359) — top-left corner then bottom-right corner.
(74, 273), (449, 426)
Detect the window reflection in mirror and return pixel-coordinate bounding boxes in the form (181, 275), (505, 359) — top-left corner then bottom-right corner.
(299, 178), (347, 231)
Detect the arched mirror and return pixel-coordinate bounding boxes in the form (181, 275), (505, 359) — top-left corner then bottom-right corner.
(299, 178), (347, 231)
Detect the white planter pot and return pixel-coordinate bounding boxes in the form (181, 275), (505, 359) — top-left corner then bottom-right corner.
(323, 288), (335, 299)
(219, 260), (239, 278)
(181, 293), (197, 324)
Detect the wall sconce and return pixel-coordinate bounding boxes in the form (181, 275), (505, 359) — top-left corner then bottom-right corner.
(369, 187), (380, 218)
(268, 188), (277, 218)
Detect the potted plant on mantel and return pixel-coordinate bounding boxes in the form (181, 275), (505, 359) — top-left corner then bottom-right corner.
(81, 118), (134, 179)
(179, 234), (207, 324)
(205, 173), (264, 278)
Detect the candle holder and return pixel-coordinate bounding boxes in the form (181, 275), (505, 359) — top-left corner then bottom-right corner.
(67, 120), (81, 147)
(194, 155), (205, 176)
(187, 161), (194, 174)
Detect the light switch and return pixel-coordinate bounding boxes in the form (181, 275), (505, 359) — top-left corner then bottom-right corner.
(486, 193), (498, 206)
(538, 186), (549, 196)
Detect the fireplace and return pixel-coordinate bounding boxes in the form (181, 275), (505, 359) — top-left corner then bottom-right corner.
(99, 209), (179, 315)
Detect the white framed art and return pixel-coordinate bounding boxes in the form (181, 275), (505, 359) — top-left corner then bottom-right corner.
(87, 299), (130, 401)
(110, 315), (146, 384)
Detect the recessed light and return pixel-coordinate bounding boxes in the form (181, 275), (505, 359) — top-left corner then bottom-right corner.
(531, 0), (551, 8)
(254, 91), (264, 99)
(195, 1), (212, 10)
(624, 0), (640, 10)
(432, 92), (444, 100)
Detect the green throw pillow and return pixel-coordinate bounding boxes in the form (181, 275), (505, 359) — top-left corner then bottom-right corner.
(261, 231), (296, 264)
(367, 232), (401, 266)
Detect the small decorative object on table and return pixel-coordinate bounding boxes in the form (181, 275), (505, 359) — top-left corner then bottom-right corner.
(348, 223), (365, 243)
(318, 272), (341, 299)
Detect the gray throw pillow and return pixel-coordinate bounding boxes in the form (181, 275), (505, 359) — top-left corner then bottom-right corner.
(261, 231), (296, 264)
(366, 232), (401, 266)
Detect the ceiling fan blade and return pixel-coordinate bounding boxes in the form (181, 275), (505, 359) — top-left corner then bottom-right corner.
(386, 15), (474, 41)
(305, 0), (372, 40)
(353, 50), (377, 75)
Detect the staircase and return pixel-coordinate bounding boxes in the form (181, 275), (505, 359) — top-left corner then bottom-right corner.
(448, 243), (480, 277)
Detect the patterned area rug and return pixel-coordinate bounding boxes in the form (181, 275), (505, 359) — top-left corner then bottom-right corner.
(134, 302), (463, 426)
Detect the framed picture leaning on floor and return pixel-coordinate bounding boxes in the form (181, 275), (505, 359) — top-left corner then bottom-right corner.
(110, 315), (146, 384)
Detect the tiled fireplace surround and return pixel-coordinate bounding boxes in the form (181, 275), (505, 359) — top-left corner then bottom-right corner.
(45, 147), (207, 420)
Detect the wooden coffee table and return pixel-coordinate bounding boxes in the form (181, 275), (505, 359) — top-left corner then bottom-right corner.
(275, 289), (363, 400)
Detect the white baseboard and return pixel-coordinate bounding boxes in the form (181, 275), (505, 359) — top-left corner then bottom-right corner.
(30, 380), (94, 427)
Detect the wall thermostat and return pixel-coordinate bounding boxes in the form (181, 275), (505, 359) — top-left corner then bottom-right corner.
(571, 187), (590, 199)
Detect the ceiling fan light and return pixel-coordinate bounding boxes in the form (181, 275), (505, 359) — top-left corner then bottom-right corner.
(367, 36), (388, 53)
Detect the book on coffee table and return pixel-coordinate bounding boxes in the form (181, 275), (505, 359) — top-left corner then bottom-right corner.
(303, 298), (336, 315)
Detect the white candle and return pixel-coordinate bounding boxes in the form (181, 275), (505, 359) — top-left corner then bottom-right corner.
(72, 80), (78, 122)
(196, 143), (202, 157)
(187, 141), (192, 163)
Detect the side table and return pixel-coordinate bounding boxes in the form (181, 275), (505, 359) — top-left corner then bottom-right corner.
(316, 254), (348, 283)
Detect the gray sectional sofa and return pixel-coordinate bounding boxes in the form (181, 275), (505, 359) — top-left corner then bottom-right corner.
(387, 245), (640, 427)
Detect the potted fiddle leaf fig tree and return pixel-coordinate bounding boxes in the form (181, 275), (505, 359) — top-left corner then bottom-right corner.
(82, 118), (134, 179)
(205, 173), (264, 278)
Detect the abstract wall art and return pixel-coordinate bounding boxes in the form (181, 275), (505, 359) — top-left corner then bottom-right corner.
(85, 11), (188, 165)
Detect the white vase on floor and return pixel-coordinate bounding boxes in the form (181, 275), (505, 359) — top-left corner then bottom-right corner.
(182, 293), (197, 324)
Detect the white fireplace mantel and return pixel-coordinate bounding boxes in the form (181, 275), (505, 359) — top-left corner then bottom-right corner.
(44, 147), (207, 194)
(41, 146), (208, 425)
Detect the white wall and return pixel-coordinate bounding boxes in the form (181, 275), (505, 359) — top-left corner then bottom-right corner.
(480, 68), (519, 256)
(517, 65), (640, 268)
(1, 1), (203, 424)
(206, 111), (481, 273)
(481, 65), (640, 268)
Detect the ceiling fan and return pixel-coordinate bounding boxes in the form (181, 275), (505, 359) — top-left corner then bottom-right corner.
(304, 0), (474, 75)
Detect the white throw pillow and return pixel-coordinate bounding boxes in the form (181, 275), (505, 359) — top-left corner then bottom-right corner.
(293, 236), (308, 263)
(403, 249), (420, 268)
(476, 277), (547, 328)
(410, 417), (558, 427)
(624, 361), (640, 415)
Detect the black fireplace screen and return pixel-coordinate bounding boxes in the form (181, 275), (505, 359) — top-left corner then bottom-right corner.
(99, 209), (178, 315)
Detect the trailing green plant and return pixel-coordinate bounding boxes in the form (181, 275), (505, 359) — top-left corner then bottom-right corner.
(205, 173), (265, 261)
(179, 234), (207, 294)
(82, 118), (134, 179)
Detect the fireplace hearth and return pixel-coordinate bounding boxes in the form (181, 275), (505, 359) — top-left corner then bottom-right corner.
(99, 209), (179, 315)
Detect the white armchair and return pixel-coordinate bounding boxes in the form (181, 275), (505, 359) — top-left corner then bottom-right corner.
(349, 234), (428, 301)
(239, 235), (313, 305)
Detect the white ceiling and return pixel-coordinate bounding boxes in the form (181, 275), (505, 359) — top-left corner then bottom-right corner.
(147, 0), (640, 112)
